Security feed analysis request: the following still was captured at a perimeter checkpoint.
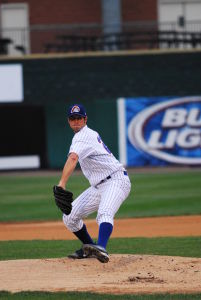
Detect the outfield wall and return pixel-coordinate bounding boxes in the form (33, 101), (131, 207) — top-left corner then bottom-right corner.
(0, 50), (201, 169)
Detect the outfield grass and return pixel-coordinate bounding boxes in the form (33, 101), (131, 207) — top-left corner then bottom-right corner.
(0, 171), (201, 222)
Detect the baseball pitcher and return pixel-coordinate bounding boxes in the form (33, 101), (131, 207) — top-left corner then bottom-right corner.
(53, 104), (131, 263)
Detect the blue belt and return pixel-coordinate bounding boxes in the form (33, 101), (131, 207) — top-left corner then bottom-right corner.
(98, 171), (128, 186)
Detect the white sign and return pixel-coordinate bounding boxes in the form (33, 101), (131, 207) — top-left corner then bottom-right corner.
(0, 64), (23, 102)
(0, 155), (40, 170)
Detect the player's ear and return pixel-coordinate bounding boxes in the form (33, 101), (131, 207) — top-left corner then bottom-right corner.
(84, 116), (88, 123)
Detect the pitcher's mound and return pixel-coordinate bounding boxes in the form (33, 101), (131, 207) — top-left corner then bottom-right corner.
(1, 255), (201, 295)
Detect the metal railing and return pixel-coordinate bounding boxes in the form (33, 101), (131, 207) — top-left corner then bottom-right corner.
(1, 20), (201, 56)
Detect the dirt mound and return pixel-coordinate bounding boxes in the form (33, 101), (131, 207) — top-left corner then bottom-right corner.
(1, 255), (201, 294)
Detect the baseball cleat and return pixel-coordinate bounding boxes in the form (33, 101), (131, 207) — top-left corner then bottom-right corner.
(68, 248), (90, 259)
(83, 244), (109, 263)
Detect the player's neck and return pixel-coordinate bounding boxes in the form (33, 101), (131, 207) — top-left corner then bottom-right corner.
(73, 124), (87, 133)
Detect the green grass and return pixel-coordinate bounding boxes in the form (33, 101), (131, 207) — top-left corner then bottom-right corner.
(0, 171), (201, 222)
(0, 236), (201, 261)
(0, 174), (88, 221)
(0, 291), (201, 300)
(124, 171), (201, 218)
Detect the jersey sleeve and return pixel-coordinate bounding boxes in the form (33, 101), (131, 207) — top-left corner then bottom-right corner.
(69, 140), (94, 160)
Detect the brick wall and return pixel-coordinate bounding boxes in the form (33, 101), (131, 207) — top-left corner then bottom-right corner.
(0, 0), (157, 25)
(29, 0), (102, 24)
(122, 0), (157, 22)
(0, 0), (102, 24)
(0, 0), (158, 53)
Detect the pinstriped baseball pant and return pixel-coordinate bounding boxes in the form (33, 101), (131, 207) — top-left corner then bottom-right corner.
(63, 171), (131, 232)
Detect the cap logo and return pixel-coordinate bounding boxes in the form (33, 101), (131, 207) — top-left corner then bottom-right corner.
(71, 105), (80, 113)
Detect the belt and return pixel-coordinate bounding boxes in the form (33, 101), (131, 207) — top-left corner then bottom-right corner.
(99, 175), (111, 185)
(96, 170), (128, 187)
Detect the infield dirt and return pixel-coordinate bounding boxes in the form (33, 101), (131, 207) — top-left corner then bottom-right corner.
(1, 215), (201, 240)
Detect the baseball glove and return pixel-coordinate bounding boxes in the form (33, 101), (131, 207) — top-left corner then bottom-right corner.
(53, 185), (73, 215)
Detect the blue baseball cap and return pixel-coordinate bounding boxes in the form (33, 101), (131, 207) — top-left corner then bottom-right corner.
(67, 104), (87, 118)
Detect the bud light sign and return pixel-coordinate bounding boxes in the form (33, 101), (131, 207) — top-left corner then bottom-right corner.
(117, 97), (201, 166)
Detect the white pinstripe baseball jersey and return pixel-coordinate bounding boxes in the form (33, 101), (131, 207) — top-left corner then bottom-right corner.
(69, 125), (124, 186)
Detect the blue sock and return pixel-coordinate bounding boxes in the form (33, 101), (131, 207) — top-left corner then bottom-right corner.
(97, 222), (113, 249)
(73, 224), (94, 245)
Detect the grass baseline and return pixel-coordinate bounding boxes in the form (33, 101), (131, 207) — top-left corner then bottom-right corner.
(0, 236), (201, 261)
(1, 291), (201, 300)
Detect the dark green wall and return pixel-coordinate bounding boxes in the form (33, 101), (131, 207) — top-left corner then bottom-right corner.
(1, 50), (201, 168)
(45, 100), (117, 168)
(15, 51), (201, 102)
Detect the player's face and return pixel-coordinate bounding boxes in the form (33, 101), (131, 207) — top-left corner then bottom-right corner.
(68, 115), (87, 132)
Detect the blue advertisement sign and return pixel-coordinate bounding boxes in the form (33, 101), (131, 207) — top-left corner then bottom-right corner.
(117, 97), (201, 166)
